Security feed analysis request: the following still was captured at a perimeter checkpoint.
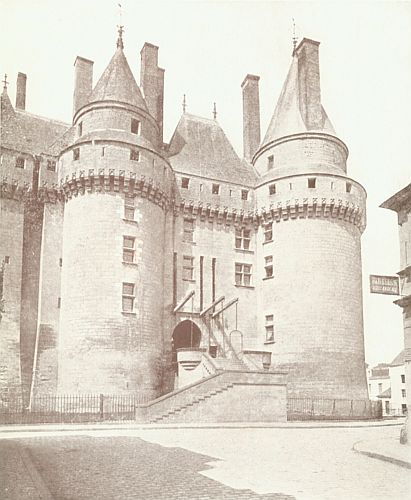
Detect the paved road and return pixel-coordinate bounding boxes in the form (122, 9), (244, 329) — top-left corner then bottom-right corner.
(0, 425), (409, 499)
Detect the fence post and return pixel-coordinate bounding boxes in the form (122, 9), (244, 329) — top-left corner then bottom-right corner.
(99, 394), (104, 421)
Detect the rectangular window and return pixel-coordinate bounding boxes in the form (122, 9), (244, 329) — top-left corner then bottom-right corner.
(124, 195), (135, 221)
(16, 157), (25, 169)
(47, 160), (56, 172)
(331, 181), (335, 190)
(269, 183), (276, 195)
(235, 227), (251, 250)
(59, 258), (62, 267)
(235, 263), (252, 286)
(101, 147), (105, 157)
(181, 177), (190, 189)
(4, 256), (10, 264)
(265, 314), (274, 342)
(78, 122), (83, 136)
(264, 222), (273, 243)
(212, 183), (220, 195)
(401, 374), (406, 384)
(402, 404), (408, 414)
(378, 383), (383, 394)
(346, 182), (352, 193)
(267, 155), (274, 170)
(183, 219), (194, 242)
(308, 178), (316, 188)
(123, 236), (135, 263)
(73, 148), (80, 161)
(402, 389), (406, 398)
(130, 149), (140, 161)
(241, 189), (249, 201)
(182, 256), (194, 281)
(131, 119), (140, 135)
(57, 297), (61, 309)
(264, 256), (273, 278)
(385, 401), (390, 415)
(122, 282), (135, 312)
(229, 189), (233, 197)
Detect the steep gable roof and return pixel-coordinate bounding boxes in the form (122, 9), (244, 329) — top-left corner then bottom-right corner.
(1, 88), (69, 156)
(168, 113), (258, 186)
(89, 46), (148, 112)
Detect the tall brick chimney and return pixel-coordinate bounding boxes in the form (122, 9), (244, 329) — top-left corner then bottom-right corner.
(140, 43), (164, 143)
(295, 38), (323, 130)
(241, 74), (261, 162)
(73, 56), (94, 119)
(15, 72), (27, 110)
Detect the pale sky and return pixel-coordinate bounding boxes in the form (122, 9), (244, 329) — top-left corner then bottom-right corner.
(1, 0), (410, 367)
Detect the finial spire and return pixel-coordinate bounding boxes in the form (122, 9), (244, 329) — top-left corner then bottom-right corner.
(2, 74), (8, 91)
(292, 18), (298, 55)
(182, 94), (187, 113)
(213, 102), (217, 120)
(116, 3), (124, 49)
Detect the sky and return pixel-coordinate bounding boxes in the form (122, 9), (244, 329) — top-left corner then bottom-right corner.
(1, 0), (410, 367)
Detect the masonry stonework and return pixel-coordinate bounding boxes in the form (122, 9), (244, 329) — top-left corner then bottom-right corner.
(0, 33), (370, 419)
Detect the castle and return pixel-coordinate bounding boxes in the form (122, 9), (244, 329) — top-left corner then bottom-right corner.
(0, 30), (369, 417)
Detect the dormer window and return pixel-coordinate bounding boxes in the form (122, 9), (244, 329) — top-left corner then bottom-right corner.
(47, 160), (56, 172)
(15, 157), (25, 169)
(130, 149), (140, 161)
(131, 119), (140, 135)
(181, 177), (190, 189)
(73, 148), (80, 161)
(212, 183), (220, 195)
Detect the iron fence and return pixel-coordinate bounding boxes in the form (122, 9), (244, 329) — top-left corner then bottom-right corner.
(287, 397), (383, 421)
(0, 393), (150, 425)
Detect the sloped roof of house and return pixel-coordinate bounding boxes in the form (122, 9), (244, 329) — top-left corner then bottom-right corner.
(1, 88), (69, 156)
(88, 45), (148, 112)
(168, 113), (258, 186)
(377, 387), (391, 399)
(390, 350), (405, 367)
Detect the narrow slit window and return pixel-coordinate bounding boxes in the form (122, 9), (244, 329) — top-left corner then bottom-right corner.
(267, 155), (274, 170)
(269, 184), (276, 195)
(78, 122), (83, 136)
(73, 148), (80, 161)
(346, 182), (352, 193)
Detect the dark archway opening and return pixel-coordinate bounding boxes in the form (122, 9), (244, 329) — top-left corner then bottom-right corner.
(171, 320), (202, 371)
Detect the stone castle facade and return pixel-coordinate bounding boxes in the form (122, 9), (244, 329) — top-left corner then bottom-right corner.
(0, 32), (369, 408)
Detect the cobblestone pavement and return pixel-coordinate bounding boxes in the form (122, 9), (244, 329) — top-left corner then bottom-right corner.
(0, 425), (410, 499)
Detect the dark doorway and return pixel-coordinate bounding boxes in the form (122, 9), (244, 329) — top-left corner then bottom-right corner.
(171, 320), (201, 370)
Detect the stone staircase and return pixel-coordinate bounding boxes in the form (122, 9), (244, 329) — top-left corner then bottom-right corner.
(135, 370), (288, 424)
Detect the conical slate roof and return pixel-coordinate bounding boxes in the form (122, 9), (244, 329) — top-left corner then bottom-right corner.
(261, 50), (335, 148)
(89, 46), (148, 112)
(168, 113), (258, 185)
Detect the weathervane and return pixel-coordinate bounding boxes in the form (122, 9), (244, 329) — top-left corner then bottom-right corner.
(182, 94), (187, 113)
(2, 74), (8, 90)
(213, 102), (217, 120)
(117, 3), (124, 49)
(292, 17), (298, 55)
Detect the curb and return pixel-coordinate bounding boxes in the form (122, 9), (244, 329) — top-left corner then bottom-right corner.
(352, 440), (411, 470)
(17, 444), (54, 499)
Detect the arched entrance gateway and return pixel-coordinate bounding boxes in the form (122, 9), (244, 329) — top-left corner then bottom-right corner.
(171, 320), (202, 372)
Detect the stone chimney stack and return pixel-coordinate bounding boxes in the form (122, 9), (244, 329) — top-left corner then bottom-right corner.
(295, 38), (323, 130)
(15, 72), (27, 110)
(140, 43), (165, 143)
(73, 56), (94, 119)
(241, 74), (261, 162)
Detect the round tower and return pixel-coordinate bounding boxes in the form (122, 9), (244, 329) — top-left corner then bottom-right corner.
(57, 32), (172, 398)
(254, 38), (368, 400)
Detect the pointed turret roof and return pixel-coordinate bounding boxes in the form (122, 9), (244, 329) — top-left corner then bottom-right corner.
(88, 42), (148, 112)
(168, 113), (258, 185)
(261, 38), (335, 149)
